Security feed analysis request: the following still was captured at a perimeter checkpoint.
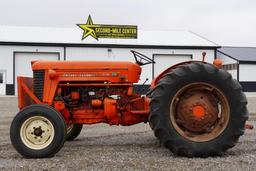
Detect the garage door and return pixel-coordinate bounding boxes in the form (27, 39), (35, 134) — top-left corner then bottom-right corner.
(15, 52), (59, 95)
(153, 54), (191, 78)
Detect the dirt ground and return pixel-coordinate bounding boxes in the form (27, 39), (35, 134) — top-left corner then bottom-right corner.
(0, 97), (256, 171)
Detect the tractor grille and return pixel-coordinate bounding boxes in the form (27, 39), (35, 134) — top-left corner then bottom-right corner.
(33, 70), (45, 101)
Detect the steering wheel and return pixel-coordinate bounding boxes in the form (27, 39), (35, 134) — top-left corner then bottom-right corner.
(131, 50), (155, 66)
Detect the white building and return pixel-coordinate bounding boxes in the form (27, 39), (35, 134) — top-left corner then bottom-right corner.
(218, 47), (256, 92)
(0, 26), (219, 95)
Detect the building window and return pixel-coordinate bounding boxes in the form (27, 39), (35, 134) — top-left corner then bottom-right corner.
(222, 63), (237, 71)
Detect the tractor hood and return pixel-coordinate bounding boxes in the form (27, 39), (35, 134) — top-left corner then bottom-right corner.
(31, 60), (142, 83)
(32, 61), (139, 70)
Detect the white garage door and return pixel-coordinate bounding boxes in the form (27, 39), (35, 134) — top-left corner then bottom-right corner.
(153, 54), (192, 78)
(15, 52), (59, 95)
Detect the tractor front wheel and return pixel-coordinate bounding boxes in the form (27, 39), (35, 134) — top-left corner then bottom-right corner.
(149, 62), (248, 157)
(10, 104), (66, 158)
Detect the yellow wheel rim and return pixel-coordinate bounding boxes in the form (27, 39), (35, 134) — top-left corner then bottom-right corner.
(20, 116), (55, 150)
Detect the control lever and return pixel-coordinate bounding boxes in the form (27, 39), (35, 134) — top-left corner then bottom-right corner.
(138, 78), (149, 94)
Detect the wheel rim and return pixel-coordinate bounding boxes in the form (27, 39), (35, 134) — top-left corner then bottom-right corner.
(20, 116), (55, 150)
(66, 124), (74, 134)
(170, 82), (230, 142)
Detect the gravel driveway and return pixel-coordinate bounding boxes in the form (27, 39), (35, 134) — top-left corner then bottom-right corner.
(0, 97), (256, 171)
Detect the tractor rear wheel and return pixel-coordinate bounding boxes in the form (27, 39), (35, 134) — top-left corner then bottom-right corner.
(10, 104), (66, 158)
(149, 62), (248, 157)
(66, 124), (83, 141)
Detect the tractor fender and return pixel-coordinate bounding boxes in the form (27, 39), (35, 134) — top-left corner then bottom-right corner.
(150, 60), (207, 88)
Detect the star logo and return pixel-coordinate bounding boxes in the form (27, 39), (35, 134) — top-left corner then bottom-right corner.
(77, 15), (138, 40)
(77, 15), (98, 40)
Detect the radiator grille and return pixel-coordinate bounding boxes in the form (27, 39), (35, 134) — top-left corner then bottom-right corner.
(33, 70), (45, 101)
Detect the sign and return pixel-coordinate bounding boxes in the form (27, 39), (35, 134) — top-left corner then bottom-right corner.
(77, 15), (137, 40)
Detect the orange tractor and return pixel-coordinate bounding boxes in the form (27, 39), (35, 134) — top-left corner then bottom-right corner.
(10, 51), (248, 158)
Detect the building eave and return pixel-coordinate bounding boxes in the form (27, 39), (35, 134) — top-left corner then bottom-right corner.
(0, 41), (220, 49)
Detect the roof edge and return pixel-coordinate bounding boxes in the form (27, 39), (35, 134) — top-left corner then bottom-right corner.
(221, 46), (256, 49)
(0, 41), (220, 49)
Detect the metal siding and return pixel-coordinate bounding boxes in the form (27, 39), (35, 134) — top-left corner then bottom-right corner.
(153, 54), (191, 77)
(239, 64), (256, 81)
(227, 70), (238, 80)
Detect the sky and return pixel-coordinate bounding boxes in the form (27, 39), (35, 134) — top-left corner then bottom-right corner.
(0, 0), (255, 46)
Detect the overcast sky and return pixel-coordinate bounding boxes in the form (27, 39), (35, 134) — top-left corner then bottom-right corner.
(0, 0), (255, 46)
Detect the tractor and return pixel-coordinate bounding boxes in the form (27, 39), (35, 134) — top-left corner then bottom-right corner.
(10, 51), (248, 158)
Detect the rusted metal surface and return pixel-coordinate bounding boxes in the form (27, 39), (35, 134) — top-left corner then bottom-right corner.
(170, 83), (230, 142)
(176, 90), (219, 133)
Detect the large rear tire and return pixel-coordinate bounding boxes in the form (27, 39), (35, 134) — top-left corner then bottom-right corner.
(66, 124), (83, 141)
(10, 104), (66, 158)
(149, 62), (248, 157)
